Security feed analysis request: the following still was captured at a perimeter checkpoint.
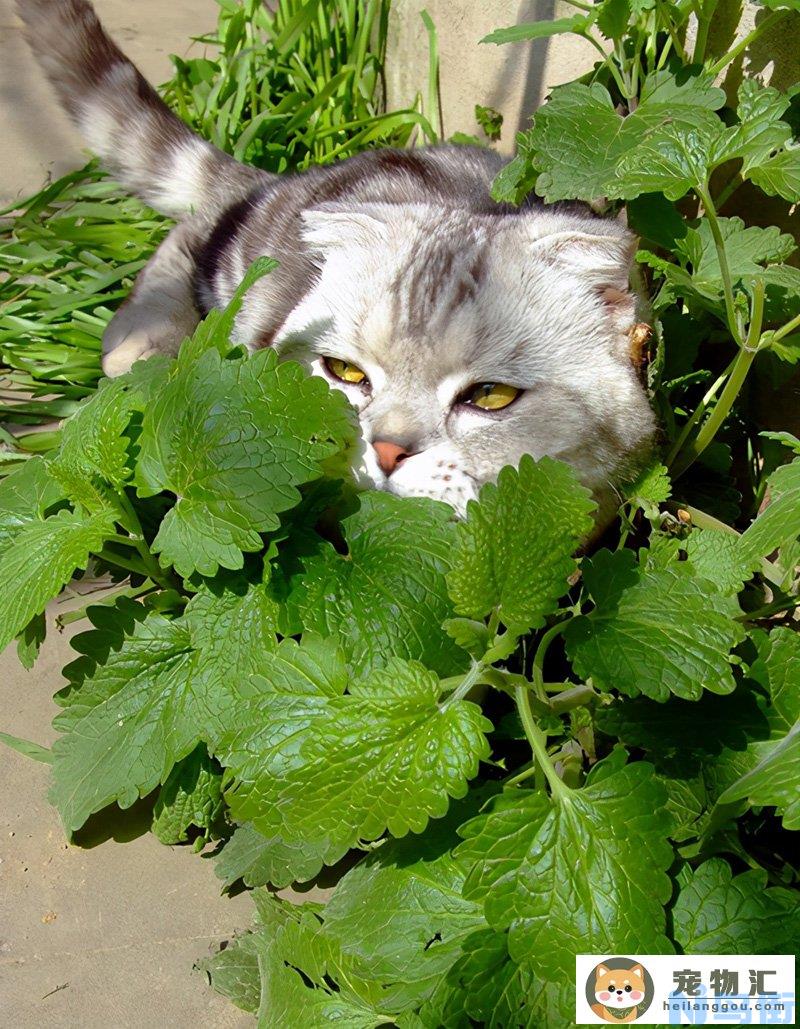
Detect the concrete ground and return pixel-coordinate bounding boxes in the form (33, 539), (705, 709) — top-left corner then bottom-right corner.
(0, 4), (257, 1026)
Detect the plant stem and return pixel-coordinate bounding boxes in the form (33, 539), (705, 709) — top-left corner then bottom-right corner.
(737, 596), (800, 622)
(658, 10), (688, 64)
(715, 171), (743, 210)
(672, 281), (765, 477)
(550, 683), (596, 714)
(666, 357), (736, 467)
(113, 490), (175, 591)
(531, 619), (570, 702)
(671, 350), (755, 473)
(697, 188), (743, 346)
(504, 760), (539, 788)
(770, 311), (800, 346)
(441, 659), (485, 709)
(514, 683), (570, 800)
(97, 546), (153, 579)
(691, 0), (718, 63)
(55, 579), (157, 628)
(583, 33), (630, 99)
(707, 10), (784, 76)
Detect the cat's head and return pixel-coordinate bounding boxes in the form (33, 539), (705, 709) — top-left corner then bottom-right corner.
(265, 202), (655, 519)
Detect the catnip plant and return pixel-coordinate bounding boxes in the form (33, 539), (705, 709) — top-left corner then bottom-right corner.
(1, 0), (799, 1026)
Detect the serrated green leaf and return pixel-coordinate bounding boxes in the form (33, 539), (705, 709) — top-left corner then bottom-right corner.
(50, 613), (199, 831)
(442, 618), (493, 659)
(209, 634), (346, 850)
(199, 930), (262, 1013)
(245, 897), (392, 1028)
(615, 121), (723, 199)
(675, 218), (796, 302)
(765, 334), (800, 365)
(215, 822), (328, 890)
(718, 722), (800, 828)
(447, 455), (595, 631)
(16, 610), (46, 670)
(136, 347), (357, 577)
(617, 78), (797, 201)
(622, 461), (671, 518)
(528, 74), (724, 202)
(456, 762), (674, 1025)
(672, 858), (800, 953)
(184, 569), (281, 693)
(684, 528), (752, 594)
(0, 457), (66, 550)
(0, 508), (115, 654)
(50, 374), (140, 502)
(415, 928), (535, 1029)
(711, 79), (793, 173)
(59, 595), (152, 698)
(708, 629), (800, 829)
(762, 430), (800, 452)
(215, 638), (490, 866)
(661, 772), (707, 841)
(748, 147), (800, 201)
(151, 744), (225, 845)
(474, 104), (503, 142)
(322, 796), (488, 1010)
(182, 256), (278, 363)
(565, 549), (745, 701)
(597, 0), (631, 38)
(738, 458), (800, 575)
(280, 662), (492, 852)
(295, 491), (464, 676)
(490, 153), (538, 206)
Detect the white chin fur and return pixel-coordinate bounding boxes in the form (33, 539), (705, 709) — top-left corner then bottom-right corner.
(355, 443), (479, 516)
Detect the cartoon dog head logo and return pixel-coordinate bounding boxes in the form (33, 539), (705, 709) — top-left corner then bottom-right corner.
(586, 958), (653, 1022)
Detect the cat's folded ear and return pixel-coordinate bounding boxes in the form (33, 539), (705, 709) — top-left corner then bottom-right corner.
(300, 203), (391, 257)
(526, 219), (645, 363)
(529, 224), (638, 294)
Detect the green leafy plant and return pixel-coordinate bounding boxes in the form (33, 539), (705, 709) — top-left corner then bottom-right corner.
(0, 0), (434, 454)
(2, 1), (800, 1026)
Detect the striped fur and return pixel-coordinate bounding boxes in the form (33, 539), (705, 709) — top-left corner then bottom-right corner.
(16, 0), (266, 218)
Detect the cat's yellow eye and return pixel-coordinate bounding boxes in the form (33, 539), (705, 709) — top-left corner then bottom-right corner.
(324, 357), (368, 385)
(463, 383), (520, 411)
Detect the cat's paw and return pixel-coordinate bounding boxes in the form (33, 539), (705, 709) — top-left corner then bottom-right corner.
(101, 295), (196, 376)
(102, 333), (164, 377)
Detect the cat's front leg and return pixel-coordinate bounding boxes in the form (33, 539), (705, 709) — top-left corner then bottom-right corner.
(102, 218), (205, 377)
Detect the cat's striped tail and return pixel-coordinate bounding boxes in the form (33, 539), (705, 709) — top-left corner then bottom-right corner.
(16, 0), (268, 219)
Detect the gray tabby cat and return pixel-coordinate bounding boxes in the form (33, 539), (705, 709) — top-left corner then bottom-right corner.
(18, 0), (655, 520)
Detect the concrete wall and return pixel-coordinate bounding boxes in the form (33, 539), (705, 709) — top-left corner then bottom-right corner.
(386, 0), (800, 151)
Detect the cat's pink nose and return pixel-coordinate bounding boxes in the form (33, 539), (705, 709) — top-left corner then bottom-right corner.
(373, 441), (410, 476)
